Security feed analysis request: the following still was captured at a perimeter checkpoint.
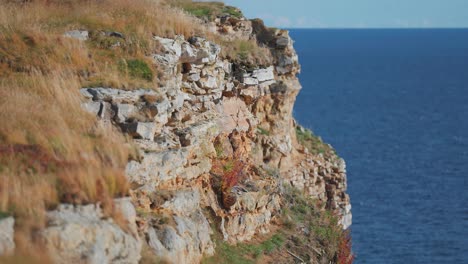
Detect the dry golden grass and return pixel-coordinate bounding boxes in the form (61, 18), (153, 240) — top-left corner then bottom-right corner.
(0, 71), (131, 253)
(0, 0), (212, 89)
(0, 0), (274, 260)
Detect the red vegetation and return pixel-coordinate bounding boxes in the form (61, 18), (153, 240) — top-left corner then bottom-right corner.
(0, 144), (68, 173)
(221, 159), (245, 191)
(337, 231), (354, 264)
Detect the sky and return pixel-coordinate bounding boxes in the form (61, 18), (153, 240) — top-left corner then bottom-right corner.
(216, 0), (468, 28)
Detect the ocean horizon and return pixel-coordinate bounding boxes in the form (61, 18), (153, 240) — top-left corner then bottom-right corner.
(290, 28), (468, 263)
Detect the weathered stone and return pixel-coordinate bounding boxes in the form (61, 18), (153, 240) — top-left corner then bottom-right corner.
(146, 208), (214, 264)
(187, 37), (220, 65)
(180, 42), (197, 63)
(122, 122), (156, 141)
(82, 88), (158, 104)
(252, 66), (275, 82)
(82, 101), (102, 116)
(114, 197), (138, 235)
(215, 97), (256, 132)
(171, 92), (190, 111)
(99, 102), (114, 120)
(114, 103), (136, 123)
(153, 36), (182, 57)
(240, 86), (259, 104)
(147, 226), (186, 263)
(199, 76), (218, 89)
(276, 36), (290, 48)
(161, 190), (199, 215)
(64, 30), (89, 41)
(340, 204), (352, 230)
(0, 217), (15, 256)
(42, 203), (141, 264)
(241, 76), (258, 86)
(187, 72), (200, 82)
(176, 120), (219, 147)
(126, 149), (188, 189)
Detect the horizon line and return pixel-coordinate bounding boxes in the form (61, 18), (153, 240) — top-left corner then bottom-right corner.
(283, 27), (468, 30)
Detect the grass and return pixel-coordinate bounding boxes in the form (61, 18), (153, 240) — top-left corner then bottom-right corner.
(0, 0), (276, 261)
(0, 0), (209, 89)
(202, 185), (353, 264)
(0, 211), (9, 219)
(202, 228), (284, 264)
(280, 186), (354, 263)
(256, 127), (270, 136)
(296, 126), (337, 157)
(120, 59), (154, 81)
(171, 0), (243, 20)
(0, 72), (132, 258)
(220, 39), (272, 67)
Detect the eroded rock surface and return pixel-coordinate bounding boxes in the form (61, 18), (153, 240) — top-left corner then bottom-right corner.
(74, 12), (351, 264)
(42, 199), (141, 264)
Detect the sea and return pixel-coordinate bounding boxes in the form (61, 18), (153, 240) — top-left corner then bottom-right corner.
(289, 29), (468, 263)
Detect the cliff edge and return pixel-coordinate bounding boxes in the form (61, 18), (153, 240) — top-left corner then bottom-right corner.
(0, 1), (352, 263)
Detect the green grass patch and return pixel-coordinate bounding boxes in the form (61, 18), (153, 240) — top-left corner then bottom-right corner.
(256, 127), (270, 136)
(281, 186), (351, 263)
(172, 1), (243, 20)
(0, 211), (10, 219)
(296, 126), (336, 156)
(223, 6), (243, 18)
(202, 233), (285, 264)
(119, 59), (153, 81)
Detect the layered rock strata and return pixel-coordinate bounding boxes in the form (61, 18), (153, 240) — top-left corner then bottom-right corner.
(1, 13), (353, 264)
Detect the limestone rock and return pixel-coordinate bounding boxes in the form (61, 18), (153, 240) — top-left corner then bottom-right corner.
(82, 101), (102, 117)
(252, 66), (275, 82)
(122, 122), (156, 141)
(64, 30), (89, 41)
(153, 36), (182, 57)
(82, 88), (158, 104)
(215, 97), (256, 133)
(114, 103), (136, 123)
(42, 202), (141, 264)
(126, 148), (189, 189)
(187, 37), (221, 65)
(146, 210), (214, 263)
(0, 217), (15, 256)
(76, 28), (352, 261)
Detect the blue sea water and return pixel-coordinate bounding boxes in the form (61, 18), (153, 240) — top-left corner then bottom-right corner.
(289, 29), (468, 263)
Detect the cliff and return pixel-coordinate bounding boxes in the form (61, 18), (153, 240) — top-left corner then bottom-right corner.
(0, 1), (352, 263)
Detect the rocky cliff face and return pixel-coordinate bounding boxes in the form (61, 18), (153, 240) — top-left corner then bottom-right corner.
(75, 17), (351, 263)
(0, 6), (351, 264)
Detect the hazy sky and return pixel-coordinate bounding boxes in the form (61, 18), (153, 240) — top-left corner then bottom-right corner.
(219, 0), (468, 28)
